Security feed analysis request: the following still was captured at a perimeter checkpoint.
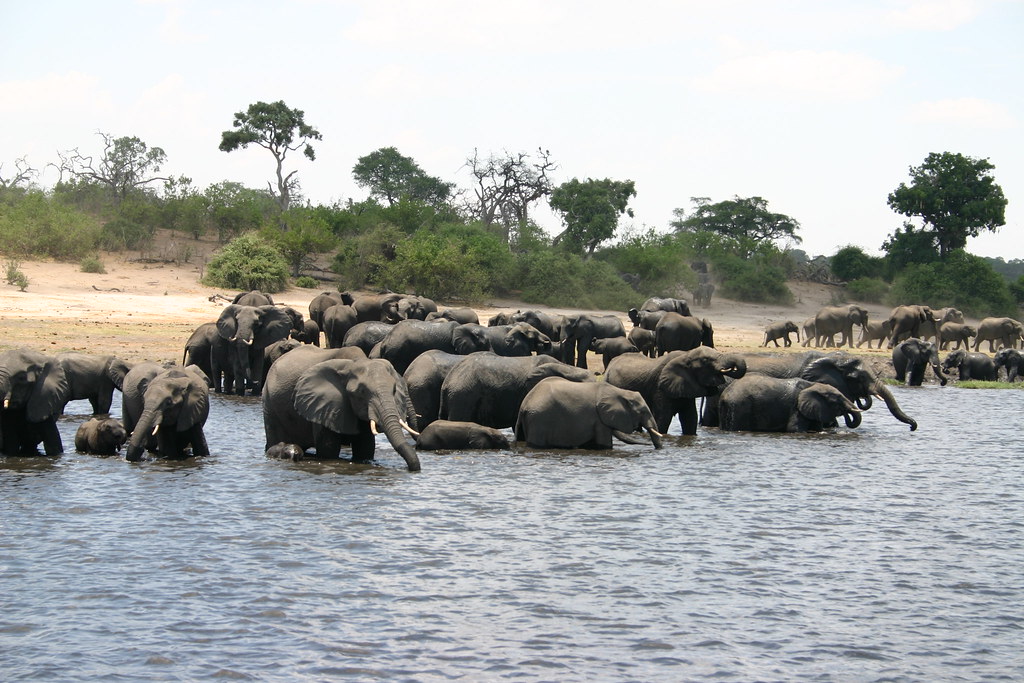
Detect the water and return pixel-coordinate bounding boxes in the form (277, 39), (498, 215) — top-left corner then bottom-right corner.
(2, 387), (1022, 681)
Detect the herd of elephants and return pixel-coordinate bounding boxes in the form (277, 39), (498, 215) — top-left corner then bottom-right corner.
(2, 290), (1022, 471)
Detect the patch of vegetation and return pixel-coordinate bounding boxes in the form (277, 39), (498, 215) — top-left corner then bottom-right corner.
(0, 190), (102, 260)
(203, 233), (290, 293)
(845, 277), (888, 303)
(99, 217), (153, 251)
(953, 380), (1024, 390)
(80, 256), (107, 273)
(518, 250), (637, 310)
(886, 250), (1015, 317)
(294, 276), (319, 288)
(4, 260), (28, 291)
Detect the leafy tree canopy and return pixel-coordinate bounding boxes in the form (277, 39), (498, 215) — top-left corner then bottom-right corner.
(549, 177), (636, 257)
(881, 221), (939, 277)
(830, 245), (884, 281)
(57, 132), (168, 204)
(353, 147), (453, 208)
(671, 196), (801, 257)
(887, 151), (1007, 259)
(219, 100), (322, 214)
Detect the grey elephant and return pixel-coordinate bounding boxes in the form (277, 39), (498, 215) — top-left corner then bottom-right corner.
(887, 305), (942, 348)
(262, 347), (421, 471)
(308, 291), (353, 330)
(800, 317), (817, 347)
(605, 346), (747, 435)
(562, 314), (627, 368)
(427, 307), (480, 325)
(762, 321), (800, 347)
(121, 363), (211, 461)
(0, 348), (70, 456)
(481, 322), (551, 357)
(627, 308), (668, 331)
(973, 317), (1024, 352)
(719, 376), (862, 432)
(627, 326), (656, 358)
(56, 352), (132, 415)
(183, 322), (225, 391)
(488, 311), (518, 326)
(342, 321), (394, 355)
(640, 297), (691, 316)
(291, 318), (321, 346)
(378, 320), (491, 375)
(323, 304), (358, 348)
(993, 348), (1023, 382)
(439, 352), (594, 429)
(397, 295), (437, 321)
(814, 304), (868, 348)
(265, 442), (304, 460)
(856, 320), (892, 349)
(591, 336), (639, 370)
(415, 420), (511, 451)
(232, 290), (275, 306)
(353, 292), (405, 323)
(693, 282), (715, 308)
(515, 377), (663, 450)
(216, 304), (302, 395)
(74, 417), (128, 455)
(938, 322), (977, 350)
(655, 312), (714, 354)
(941, 349), (996, 381)
(892, 338), (947, 386)
(510, 310), (565, 342)
(920, 307), (965, 342)
(403, 350), (470, 428)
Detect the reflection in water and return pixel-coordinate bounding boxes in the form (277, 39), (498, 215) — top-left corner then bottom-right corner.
(2, 388), (1022, 681)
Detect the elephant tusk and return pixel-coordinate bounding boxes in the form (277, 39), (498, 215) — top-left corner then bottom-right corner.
(369, 420), (379, 435)
(151, 424), (160, 436)
(399, 419), (420, 438)
(230, 336), (237, 342)
(649, 428), (664, 437)
(2, 398), (8, 409)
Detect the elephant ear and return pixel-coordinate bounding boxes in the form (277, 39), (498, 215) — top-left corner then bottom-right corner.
(596, 386), (639, 432)
(658, 351), (706, 398)
(799, 357), (845, 390)
(256, 306), (296, 348)
(28, 357), (70, 422)
(797, 385), (834, 426)
(216, 305), (241, 340)
(294, 359), (360, 435)
(177, 374), (210, 431)
(105, 357), (133, 391)
(526, 362), (592, 387)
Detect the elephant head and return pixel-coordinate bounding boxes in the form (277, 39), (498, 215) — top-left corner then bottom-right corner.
(993, 348), (1023, 381)
(941, 349), (967, 374)
(217, 304), (298, 349)
(452, 324), (492, 355)
(0, 349), (70, 455)
(293, 358), (421, 471)
(798, 382), (862, 429)
(802, 353), (919, 430)
(657, 347), (747, 401)
(505, 322), (551, 355)
(125, 366), (210, 462)
(595, 384), (663, 449)
(700, 318), (715, 348)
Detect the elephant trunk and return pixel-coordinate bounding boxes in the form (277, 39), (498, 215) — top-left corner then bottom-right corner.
(646, 420), (664, 449)
(856, 395), (873, 410)
(371, 400), (421, 472)
(126, 407), (159, 462)
(843, 410), (862, 429)
(873, 381), (917, 431)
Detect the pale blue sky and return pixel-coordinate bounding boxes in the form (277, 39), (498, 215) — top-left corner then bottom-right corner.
(2, 0), (1021, 258)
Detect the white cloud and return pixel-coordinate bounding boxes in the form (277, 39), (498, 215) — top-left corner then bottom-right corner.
(883, 0), (982, 31)
(907, 97), (1016, 128)
(693, 50), (904, 101)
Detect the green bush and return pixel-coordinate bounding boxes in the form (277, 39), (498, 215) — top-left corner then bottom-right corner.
(518, 251), (637, 310)
(100, 217), (153, 251)
(712, 253), (794, 305)
(331, 223), (407, 290)
(845, 277), (888, 303)
(80, 256), (107, 274)
(886, 250), (1015, 316)
(0, 190), (102, 260)
(294, 276), (319, 288)
(203, 233), (290, 293)
(831, 245), (885, 281)
(597, 228), (697, 294)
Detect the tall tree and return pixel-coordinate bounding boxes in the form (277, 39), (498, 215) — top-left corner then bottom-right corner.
(887, 152), (1007, 259)
(352, 147), (453, 208)
(464, 148), (557, 244)
(219, 100), (322, 215)
(671, 196), (801, 257)
(549, 178), (636, 257)
(56, 132), (169, 204)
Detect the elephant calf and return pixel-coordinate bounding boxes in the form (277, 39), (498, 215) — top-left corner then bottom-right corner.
(719, 375), (862, 432)
(762, 321), (799, 347)
(590, 337), (639, 371)
(415, 420), (511, 451)
(941, 349), (996, 381)
(74, 417), (128, 455)
(938, 322), (977, 351)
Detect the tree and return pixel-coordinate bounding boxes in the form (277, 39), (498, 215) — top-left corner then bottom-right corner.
(671, 196), (801, 258)
(56, 132), (169, 204)
(353, 147), (453, 208)
(463, 148), (557, 244)
(887, 152), (1007, 259)
(219, 100), (322, 215)
(830, 245), (884, 281)
(549, 178), (636, 257)
(881, 221), (940, 277)
(261, 208), (337, 277)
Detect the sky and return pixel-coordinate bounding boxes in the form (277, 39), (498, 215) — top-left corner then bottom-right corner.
(2, 0), (1021, 259)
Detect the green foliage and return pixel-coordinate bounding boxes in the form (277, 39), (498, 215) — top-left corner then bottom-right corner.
(956, 380), (1024, 390)
(983, 256), (1024, 282)
(888, 151), (1007, 259)
(887, 250), (1015, 316)
(881, 222), (940, 278)
(712, 251), (794, 305)
(597, 227), (697, 294)
(203, 233), (290, 293)
(161, 176), (209, 239)
(294, 276), (319, 289)
(80, 256), (106, 274)
(331, 223), (406, 290)
(0, 190), (102, 259)
(672, 196), (801, 257)
(1009, 275), (1024, 305)
(831, 245), (885, 281)
(518, 250), (637, 310)
(261, 208), (337, 277)
(205, 181), (275, 242)
(845, 277), (888, 303)
(57, 132), (169, 205)
(100, 217), (153, 251)
(352, 147), (453, 208)
(549, 177), (636, 256)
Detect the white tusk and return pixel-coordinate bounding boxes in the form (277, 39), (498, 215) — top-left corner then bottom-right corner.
(369, 420), (379, 435)
(399, 419), (420, 438)
(151, 424), (160, 436)
(2, 398), (8, 409)
(649, 428), (664, 438)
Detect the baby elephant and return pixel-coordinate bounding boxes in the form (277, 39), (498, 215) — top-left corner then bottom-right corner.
(265, 442), (305, 460)
(627, 327), (656, 358)
(762, 321), (800, 347)
(719, 375), (862, 432)
(415, 420), (510, 451)
(74, 417), (128, 455)
(941, 349), (996, 381)
(590, 337), (639, 371)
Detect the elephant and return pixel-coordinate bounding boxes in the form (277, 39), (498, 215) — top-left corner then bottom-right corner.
(938, 322), (977, 351)
(323, 304), (358, 348)
(814, 304), (868, 348)
(562, 314), (627, 368)
(993, 348), (1023, 382)
(403, 350), (471, 428)
(718, 376), (862, 433)
(183, 322), (225, 391)
(800, 317), (817, 347)
(216, 304), (302, 395)
(353, 292), (405, 323)
(941, 349), (996, 381)
(655, 312), (714, 354)
(0, 348), (70, 456)
(378, 320), (491, 375)
(973, 317), (1024, 352)
(920, 307), (965, 342)
(640, 297), (691, 316)
(692, 282), (715, 308)
(762, 321), (800, 347)
(415, 420), (511, 451)
(627, 326), (656, 358)
(55, 352), (132, 415)
(308, 291), (353, 330)
(627, 308), (668, 331)
(261, 339), (309, 388)
(590, 336), (639, 371)
(397, 295), (437, 321)
(605, 346), (747, 435)
(265, 442), (304, 460)
(515, 377), (663, 450)
(232, 290), (275, 307)
(892, 338), (947, 386)
(856, 320), (892, 349)
(262, 348), (421, 471)
(510, 310), (565, 342)
(426, 307), (480, 325)
(342, 321), (394, 356)
(888, 305), (942, 348)
(702, 351), (919, 431)
(488, 311), (518, 326)
(481, 322), (551, 357)
(121, 363), (211, 461)
(291, 319), (321, 346)
(439, 352), (594, 429)
(74, 417), (128, 455)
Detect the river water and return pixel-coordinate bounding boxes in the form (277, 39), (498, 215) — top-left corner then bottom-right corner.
(1, 386), (1022, 681)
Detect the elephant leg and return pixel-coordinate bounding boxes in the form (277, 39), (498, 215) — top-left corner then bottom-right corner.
(679, 401), (699, 436)
(188, 426), (210, 457)
(349, 428), (376, 463)
(314, 428), (344, 460)
(41, 420), (63, 456)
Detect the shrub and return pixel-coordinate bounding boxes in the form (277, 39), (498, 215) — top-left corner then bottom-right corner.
(845, 277), (888, 303)
(886, 250), (1015, 316)
(80, 256), (107, 274)
(831, 245), (885, 281)
(0, 190), (102, 260)
(712, 253), (794, 305)
(100, 217), (153, 251)
(294, 276), (319, 288)
(203, 233), (290, 293)
(331, 223), (407, 290)
(518, 251), (636, 310)
(597, 228), (697, 294)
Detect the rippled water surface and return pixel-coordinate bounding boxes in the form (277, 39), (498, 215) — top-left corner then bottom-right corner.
(2, 387), (1022, 681)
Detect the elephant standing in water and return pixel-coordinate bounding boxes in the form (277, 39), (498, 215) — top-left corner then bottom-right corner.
(121, 363), (211, 461)
(403, 350), (470, 428)
(941, 349), (996, 381)
(719, 376), (861, 432)
(74, 417), (128, 455)
(994, 348), (1023, 382)
(378, 320), (491, 375)
(892, 338), (947, 386)
(56, 352), (133, 415)
(516, 377), (663, 450)
(0, 348), (70, 456)
(262, 347), (421, 471)
(216, 304), (302, 395)
(562, 314), (626, 369)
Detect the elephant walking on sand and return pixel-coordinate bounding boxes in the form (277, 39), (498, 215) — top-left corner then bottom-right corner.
(719, 376), (861, 432)
(856, 320), (892, 349)
(515, 377), (663, 450)
(762, 321), (799, 347)
(972, 317), (1024, 352)
(814, 305), (868, 348)
(891, 338), (947, 386)
(887, 305), (942, 348)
